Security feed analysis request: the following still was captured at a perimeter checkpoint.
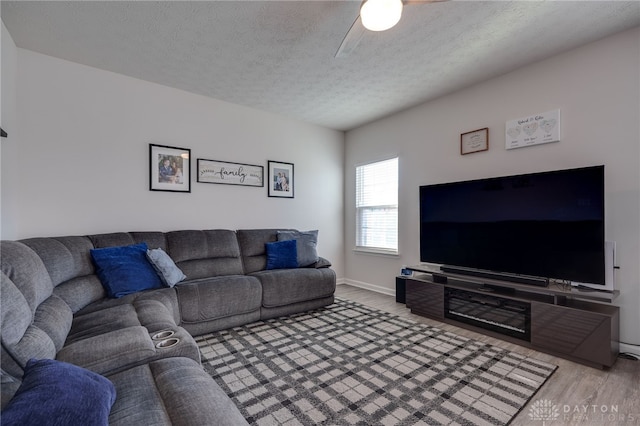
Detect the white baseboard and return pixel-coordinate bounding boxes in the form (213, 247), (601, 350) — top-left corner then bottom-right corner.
(619, 342), (640, 358)
(339, 278), (395, 297)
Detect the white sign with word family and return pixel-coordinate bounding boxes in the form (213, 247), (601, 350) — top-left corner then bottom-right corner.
(506, 109), (560, 150)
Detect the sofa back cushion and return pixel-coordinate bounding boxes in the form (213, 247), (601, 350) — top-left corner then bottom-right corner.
(21, 236), (105, 313)
(1, 367), (22, 410)
(1, 241), (55, 313)
(0, 242), (72, 374)
(131, 232), (168, 251)
(88, 232), (136, 249)
(237, 229), (294, 273)
(166, 230), (244, 279)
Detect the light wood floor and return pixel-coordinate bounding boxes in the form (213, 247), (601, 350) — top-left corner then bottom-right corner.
(336, 284), (640, 426)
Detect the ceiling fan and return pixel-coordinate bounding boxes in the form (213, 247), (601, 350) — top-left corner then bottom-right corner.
(335, 0), (447, 58)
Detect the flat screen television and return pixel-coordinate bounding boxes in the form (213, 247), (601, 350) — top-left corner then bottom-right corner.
(419, 165), (605, 286)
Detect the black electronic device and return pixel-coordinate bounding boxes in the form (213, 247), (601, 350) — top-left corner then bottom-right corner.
(444, 288), (531, 341)
(420, 165), (605, 287)
(432, 273), (448, 284)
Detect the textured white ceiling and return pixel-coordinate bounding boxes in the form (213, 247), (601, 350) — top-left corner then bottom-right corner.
(2, 1), (639, 131)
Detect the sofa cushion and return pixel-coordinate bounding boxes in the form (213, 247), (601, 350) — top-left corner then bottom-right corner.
(1, 368), (22, 411)
(66, 304), (145, 345)
(57, 326), (157, 375)
(64, 301), (200, 372)
(20, 237), (95, 288)
(67, 296), (180, 345)
(88, 232), (136, 249)
(252, 267), (336, 308)
(0, 241), (54, 314)
(177, 275), (262, 325)
(167, 230), (244, 279)
(107, 357), (248, 426)
(90, 243), (163, 298)
(1, 359), (116, 426)
(130, 232), (168, 251)
(71, 287), (181, 332)
(265, 240), (298, 270)
(1, 272), (71, 370)
(21, 237), (107, 313)
(146, 248), (186, 287)
(277, 230), (319, 267)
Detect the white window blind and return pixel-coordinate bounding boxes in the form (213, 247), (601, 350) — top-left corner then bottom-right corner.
(355, 157), (398, 253)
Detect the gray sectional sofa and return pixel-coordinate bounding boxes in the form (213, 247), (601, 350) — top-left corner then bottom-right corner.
(1, 228), (336, 425)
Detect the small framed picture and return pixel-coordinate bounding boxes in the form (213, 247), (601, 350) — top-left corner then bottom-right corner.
(268, 161), (294, 198)
(461, 127), (489, 155)
(149, 144), (191, 192)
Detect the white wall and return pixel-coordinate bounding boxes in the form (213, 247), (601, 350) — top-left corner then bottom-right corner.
(345, 27), (640, 347)
(1, 46), (345, 278)
(1, 22), (19, 237)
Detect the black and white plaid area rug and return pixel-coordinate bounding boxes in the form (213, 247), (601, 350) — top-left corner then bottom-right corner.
(196, 298), (556, 426)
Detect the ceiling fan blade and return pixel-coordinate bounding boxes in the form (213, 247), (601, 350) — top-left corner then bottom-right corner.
(335, 15), (367, 58)
(334, 0), (447, 58)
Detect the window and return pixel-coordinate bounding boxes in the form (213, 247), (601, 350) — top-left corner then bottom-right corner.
(355, 157), (398, 254)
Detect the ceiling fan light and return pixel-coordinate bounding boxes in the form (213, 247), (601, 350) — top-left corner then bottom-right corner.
(360, 0), (403, 32)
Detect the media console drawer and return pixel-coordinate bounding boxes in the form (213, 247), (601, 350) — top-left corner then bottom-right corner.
(531, 301), (619, 368)
(406, 279), (443, 320)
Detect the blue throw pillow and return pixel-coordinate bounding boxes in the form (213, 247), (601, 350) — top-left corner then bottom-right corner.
(90, 242), (163, 298)
(265, 239), (298, 270)
(1, 358), (116, 426)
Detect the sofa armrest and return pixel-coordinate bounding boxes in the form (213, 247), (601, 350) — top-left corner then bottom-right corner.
(311, 257), (332, 268)
(56, 325), (198, 375)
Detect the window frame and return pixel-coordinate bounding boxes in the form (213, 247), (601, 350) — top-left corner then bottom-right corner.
(354, 157), (399, 256)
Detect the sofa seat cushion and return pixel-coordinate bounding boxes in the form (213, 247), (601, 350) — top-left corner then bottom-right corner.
(67, 304), (145, 345)
(251, 267), (336, 308)
(1, 359), (116, 426)
(107, 357), (248, 426)
(67, 291), (179, 345)
(57, 326), (158, 375)
(176, 275), (262, 324)
(74, 287), (180, 326)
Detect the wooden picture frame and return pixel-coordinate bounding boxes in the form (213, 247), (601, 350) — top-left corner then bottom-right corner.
(461, 128), (489, 155)
(149, 144), (191, 192)
(268, 161), (294, 198)
(197, 159), (264, 187)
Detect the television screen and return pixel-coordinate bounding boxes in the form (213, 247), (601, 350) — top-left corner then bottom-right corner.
(419, 165), (605, 285)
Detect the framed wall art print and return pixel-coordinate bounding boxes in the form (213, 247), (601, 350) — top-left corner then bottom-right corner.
(149, 144), (191, 192)
(461, 128), (489, 155)
(197, 159), (264, 187)
(268, 161), (294, 198)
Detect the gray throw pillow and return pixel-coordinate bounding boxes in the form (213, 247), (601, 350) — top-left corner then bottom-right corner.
(146, 248), (186, 287)
(277, 230), (319, 267)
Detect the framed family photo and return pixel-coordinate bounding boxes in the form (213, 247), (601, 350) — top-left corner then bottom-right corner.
(149, 144), (191, 192)
(268, 160), (294, 198)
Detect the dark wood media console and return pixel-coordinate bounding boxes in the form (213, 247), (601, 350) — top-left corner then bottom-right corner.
(404, 267), (619, 369)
